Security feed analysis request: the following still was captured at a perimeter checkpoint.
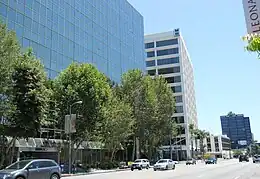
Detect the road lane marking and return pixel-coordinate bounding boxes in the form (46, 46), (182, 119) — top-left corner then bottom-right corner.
(234, 176), (240, 179)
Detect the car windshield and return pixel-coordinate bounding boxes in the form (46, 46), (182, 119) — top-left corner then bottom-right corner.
(158, 160), (168, 163)
(135, 160), (142, 163)
(6, 160), (31, 170)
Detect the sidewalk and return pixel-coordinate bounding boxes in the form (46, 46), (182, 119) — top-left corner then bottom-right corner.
(61, 168), (130, 177)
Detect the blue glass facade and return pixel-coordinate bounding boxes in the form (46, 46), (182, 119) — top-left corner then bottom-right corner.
(0, 0), (145, 82)
(220, 114), (252, 149)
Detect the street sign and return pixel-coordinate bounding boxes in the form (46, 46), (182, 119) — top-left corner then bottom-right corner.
(242, 0), (260, 34)
(64, 114), (77, 134)
(70, 114), (76, 133)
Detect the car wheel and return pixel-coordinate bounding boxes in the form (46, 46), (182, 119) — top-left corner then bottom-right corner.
(154, 168), (157, 171)
(131, 168), (134, 171)
(172, 165), (175, 170)
(16, 177), (25, 179)
(50, 174), (60, 179)
(146, 165), (149, 169)
(138, 166), (142, 170)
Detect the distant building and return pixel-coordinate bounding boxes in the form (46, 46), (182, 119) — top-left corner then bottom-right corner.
(203, 134), (231, 158)
(144, 29), (197, 160)
(220, 113), (252, 149)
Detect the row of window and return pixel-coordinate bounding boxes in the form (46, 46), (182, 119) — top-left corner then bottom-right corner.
(145, 38), (178, 49)
(145, 57), (179, 67)
(146, 48), (179, 58)
(165, 76), (181, 83)
(172, 116), (184, 124)
(175, 106), (183, 113)
(171, 86), (182, 93)
(158, 67), (180, 75)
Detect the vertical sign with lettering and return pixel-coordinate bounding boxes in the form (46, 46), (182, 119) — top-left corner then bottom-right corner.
(242, 0), (260, 34)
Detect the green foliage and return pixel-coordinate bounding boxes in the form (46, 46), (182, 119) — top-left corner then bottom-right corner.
(0, 23), (20, 125)
(53, 62), (111, 144)
(99, 89), (134, 160)
(243, 34), (260, 58)
(232, 149), (243, 156)
(9, 50), (50, 138)
(120, 69), (175, 159)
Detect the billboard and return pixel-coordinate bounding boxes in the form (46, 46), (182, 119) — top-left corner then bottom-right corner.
(242, 0), (260, 34)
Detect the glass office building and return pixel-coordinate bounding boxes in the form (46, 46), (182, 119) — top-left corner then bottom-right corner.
(220, 113), (252, 149)
(0, 0), (145, 82)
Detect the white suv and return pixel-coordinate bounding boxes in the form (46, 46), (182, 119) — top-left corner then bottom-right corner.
(131, 159), (150, 171)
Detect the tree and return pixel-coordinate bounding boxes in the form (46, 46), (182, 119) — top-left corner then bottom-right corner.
(0, 50), (50, 166)
(99, 90), (134, 161)
(53, 63), (111, 153)
(189, 124), (196, 158)
(196, 129), (210, 157)
(243, 34), (260, 57)
(120, 70), (175, 160)
(0, 23), (20, 131)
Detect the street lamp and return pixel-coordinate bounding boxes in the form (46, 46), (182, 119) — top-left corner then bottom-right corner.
(68, 100), (82, 174)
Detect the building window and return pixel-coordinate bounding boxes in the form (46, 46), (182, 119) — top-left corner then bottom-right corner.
(145, 42), (154, 49)
(158, 67), (180, 75)
(165, 76), (181, 83)
(156, 39), (178, 47)
(147, 70), (156, 76)
(174, 95), (183, 103)
(147, 51), (155, 58)
(158, 67), (173, 75)
(146, 60), (155, 67)
(172, 116), (184, 124)
(175, 106), (183, 113)
(157, 57), (179, 65)
(157, 48), (179, 56)
(171, 86), (182, 93)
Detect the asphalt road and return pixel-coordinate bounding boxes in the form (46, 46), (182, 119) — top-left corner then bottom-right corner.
(65, 159), (260, 179)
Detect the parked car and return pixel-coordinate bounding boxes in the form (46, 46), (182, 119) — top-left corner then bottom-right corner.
(205, 158), (217, 164)
(253, 155), (260, 163)
(239, 155), (249, 162)
(131, 159), (150, 171)
(153, 159), (175, 171)
(186, 158), (196, 165)
(0, 159), (61, 179)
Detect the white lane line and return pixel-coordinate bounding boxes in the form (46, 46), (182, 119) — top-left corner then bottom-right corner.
(233, 176), (240, 179)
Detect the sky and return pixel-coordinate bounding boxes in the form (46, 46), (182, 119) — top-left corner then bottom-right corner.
(127, 0), (260, 140)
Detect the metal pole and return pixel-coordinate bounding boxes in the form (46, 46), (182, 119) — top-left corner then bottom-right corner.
(68, 105), (72, 174)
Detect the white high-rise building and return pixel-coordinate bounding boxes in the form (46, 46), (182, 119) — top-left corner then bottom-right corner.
(145, 29), (198, 160)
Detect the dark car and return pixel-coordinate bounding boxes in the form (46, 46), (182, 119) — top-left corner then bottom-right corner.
(186, 158), (196, 165)
(205, 158), (217, 164)
(253, 155), (260, 163)
(0, 159), (61, 179)
(239, 155), (249, 162)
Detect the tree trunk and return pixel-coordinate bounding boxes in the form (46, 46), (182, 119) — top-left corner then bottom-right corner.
(136, 137), (140, 159)
(191, 136), (194, 158)
(9, 138), (16, 165)
(71, 140), (84, 165)
(131, 137), (136, 161)
(0, 137), (15, 168)
(110, 148), (117, 162)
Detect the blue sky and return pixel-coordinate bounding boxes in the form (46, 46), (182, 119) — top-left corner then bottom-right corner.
(128, 0), (260, 140)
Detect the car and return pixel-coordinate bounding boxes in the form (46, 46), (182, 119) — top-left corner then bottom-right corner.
(131, 159), (150, 171)
(186, 158), (196, 165)
(239, 155), (249, 162)
(153, 159), (175, 171)
(0, 159), (61, 179)
(253, 155), (260, 163)
(205, 158), (217, 164)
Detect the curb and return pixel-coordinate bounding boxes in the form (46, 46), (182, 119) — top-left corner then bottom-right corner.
(61, 168), (129, 177)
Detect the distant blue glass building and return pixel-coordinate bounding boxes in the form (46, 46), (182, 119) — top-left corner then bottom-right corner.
(0, 0), (145, 82)
(220, 113), (252, 149)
